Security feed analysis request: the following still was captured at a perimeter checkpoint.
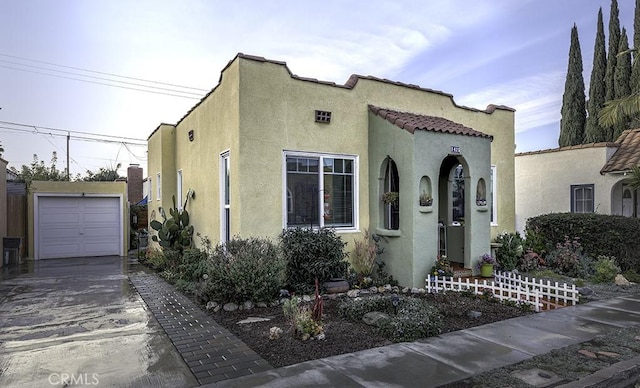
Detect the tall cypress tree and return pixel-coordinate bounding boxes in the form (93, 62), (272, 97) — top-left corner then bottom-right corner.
(604, 0), (621, 140)
(585, 8), (608, 143)
(605, 1), (621, 97)
(632, 0), (640, 94)
(559, 24), (586, 147)
(613, 27), (632, 139)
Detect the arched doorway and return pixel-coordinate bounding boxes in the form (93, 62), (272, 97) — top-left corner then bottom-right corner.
(438, 155), (469, 265)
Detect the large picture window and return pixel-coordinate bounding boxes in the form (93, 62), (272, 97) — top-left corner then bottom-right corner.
(285, 152), (356, 229)
(571, 184), (594, 213)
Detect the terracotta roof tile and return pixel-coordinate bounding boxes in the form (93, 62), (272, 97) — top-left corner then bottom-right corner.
(368, 105), (492, 139)
(601, 128), (640, 173)
(515, 141), (617, 157)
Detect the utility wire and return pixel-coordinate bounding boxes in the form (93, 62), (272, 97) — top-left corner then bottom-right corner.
(0, 120), (147, 143)
(0, 64), (202, 99)
(0, 52), (209, 92)
(0, 126), (148, 146)
(0, 59), (204, 96)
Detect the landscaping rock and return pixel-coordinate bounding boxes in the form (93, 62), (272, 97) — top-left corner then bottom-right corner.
(302, 295), (312, 302)
(237, 317), (271, 324)
(223, 302), (239, 312)
(213, 304), (222, 312)
(596, 351), (620, 358)
(377, 286), (386, 293)
(369, 287), (378, 294)
(206, 301), (219, 310)
(256, 302), (268, 308)
(615, 274), (631, 286)
(243, 301), (254, 310)
(315, 333), (326, 341)
(578, 349), (597, 358)
(362, 311), (390, 327)
(347, 289), (360, 298)
(391, 286), (400, 293)
(269, 326), (283, 340)
(577, 287), (594, 296)
(468, 310), (482, 319)
(402, 287), (410, 294)
(384, 284), (392, 292)
(411, 287), (420, 294)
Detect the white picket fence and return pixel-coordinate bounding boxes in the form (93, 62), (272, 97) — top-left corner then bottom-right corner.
(425, 271), (580, 312)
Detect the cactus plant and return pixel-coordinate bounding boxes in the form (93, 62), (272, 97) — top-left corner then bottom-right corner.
(150, 189), (195, 251)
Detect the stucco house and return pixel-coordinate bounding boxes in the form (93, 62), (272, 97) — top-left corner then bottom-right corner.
(147, 53), (516, 287)
(515, 128), (640, 233)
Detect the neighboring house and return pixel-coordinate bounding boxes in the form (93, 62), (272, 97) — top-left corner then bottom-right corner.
(26, 181), (128, 259)
(515, 128), (640, 233)
(147, 53), (516, 287)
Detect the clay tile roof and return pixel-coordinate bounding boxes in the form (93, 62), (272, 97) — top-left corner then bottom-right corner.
(601, 128), (640, 173)
(368, 105), (492, 139)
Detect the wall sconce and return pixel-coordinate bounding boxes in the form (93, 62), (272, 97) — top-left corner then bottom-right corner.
(188, 130), (195, 142)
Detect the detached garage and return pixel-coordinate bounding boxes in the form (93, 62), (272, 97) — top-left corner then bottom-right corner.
(28, 181), (128, 260)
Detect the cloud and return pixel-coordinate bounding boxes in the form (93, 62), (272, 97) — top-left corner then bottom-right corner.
(457, 71), (565, 133)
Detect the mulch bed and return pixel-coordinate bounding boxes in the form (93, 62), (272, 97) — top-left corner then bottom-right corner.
(207, 292), (532, 368)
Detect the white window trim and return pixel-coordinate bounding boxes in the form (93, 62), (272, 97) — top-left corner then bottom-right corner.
(282, 150), (359, 231)
(220, 150), (230, 242)
(177, 169), (183, 211)
(156, 172), (161, 200)
(491, 165), (498, 226)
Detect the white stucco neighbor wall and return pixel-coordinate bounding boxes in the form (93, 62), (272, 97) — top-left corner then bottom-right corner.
(514, 145), (621, 233)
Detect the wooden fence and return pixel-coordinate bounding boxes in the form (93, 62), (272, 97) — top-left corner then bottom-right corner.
(426, 271), (580, 312)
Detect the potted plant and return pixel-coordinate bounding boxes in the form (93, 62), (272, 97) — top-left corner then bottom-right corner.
(382, 191), (399, 206)
(419, 192), (433, 207)
(476, 253), (498, 277)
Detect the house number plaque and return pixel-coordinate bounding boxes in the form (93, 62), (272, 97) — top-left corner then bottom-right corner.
(451, 146), (461, 154)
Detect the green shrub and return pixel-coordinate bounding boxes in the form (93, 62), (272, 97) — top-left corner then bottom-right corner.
(350, 230), (378, 278)
(591, 256), (621, 283)
(282, 297), (323, 340)
(204, 236), (286, 304)
(517, 250), (544, 272)
(623, 270), (640, 283)
(545, 237), (593, 278)
(494, 232), (523, 271)
(525, 213), (640, 272)
(280, 228), (349, 294)
(339, 295), (442, 342)
(175, 248), (209, 283)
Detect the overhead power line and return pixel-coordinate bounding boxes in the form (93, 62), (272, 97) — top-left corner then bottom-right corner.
(0, 120), (147, 143)
(0, 52), (209, 91)
(0, 52), (209, 99)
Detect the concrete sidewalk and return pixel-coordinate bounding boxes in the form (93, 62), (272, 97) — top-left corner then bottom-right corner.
(207, 294), (640, 387)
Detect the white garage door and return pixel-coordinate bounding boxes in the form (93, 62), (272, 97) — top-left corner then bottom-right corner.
(38, 196), (121, 259)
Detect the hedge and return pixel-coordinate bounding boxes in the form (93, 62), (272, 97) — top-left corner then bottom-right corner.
(525, 213), (640, 272)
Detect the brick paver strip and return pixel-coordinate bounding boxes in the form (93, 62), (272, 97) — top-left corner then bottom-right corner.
(130, 274), (273, 384)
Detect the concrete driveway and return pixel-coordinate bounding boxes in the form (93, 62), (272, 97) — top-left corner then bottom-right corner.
(0, 256), (198, 388)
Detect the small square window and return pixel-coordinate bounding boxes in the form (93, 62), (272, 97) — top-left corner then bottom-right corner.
(315, 110), (332, 123)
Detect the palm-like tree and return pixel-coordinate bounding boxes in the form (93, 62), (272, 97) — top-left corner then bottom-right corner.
(599, 49), (639, 127)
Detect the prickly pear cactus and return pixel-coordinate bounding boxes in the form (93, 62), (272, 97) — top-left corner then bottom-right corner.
(151, 189), (195, 251)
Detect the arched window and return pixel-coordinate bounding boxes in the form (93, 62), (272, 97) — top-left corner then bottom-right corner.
(382, 157), (400, 230)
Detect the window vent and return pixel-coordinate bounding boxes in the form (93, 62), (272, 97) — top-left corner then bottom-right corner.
(315, 110), (332, 123)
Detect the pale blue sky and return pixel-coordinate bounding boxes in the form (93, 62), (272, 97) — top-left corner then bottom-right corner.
(0, 0), (635, 176)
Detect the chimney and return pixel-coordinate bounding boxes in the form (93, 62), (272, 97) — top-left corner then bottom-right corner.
(127, 164), (143, 204)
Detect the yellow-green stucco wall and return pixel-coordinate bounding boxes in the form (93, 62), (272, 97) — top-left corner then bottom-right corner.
(147, 55), (515, 286)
